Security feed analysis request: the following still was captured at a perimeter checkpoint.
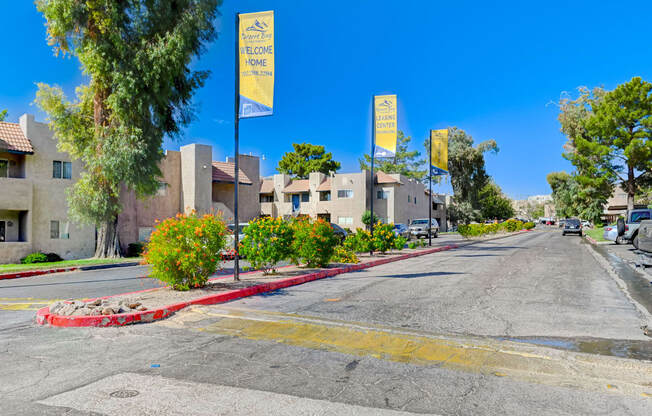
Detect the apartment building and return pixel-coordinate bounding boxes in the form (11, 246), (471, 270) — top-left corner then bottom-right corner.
(260, 170), (447, 231)
(118, 144), (260, 248)
(0, 114), (95, 263)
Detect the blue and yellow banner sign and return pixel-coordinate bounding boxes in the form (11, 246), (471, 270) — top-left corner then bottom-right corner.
(238, 11), (274, 118)
(374, 94), (397, 157)
(430, 129), (449, 174)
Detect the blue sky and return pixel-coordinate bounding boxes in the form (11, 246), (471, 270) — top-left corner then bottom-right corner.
(2, 1), (651, 198)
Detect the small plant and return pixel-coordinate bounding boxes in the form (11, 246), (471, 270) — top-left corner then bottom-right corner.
(239, 217), (294, 274)
(291, 218), (338, 267)
(143, 212), (228, 290)
(408, 241), (417, 249)
(361, 210), (380, 228)
(21, 252), (48, 264)
(523, 221), (535, 230)
(331, 245), (359, 263)
(372, 222), (396, 253)
(343, 229), (373, 253)
(126, 242), (145, 258)
(394, 236), (407, 250)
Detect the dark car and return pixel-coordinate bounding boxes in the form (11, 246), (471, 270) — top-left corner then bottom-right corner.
(330, 223), (348, 243)
(562, 218), (582, 236)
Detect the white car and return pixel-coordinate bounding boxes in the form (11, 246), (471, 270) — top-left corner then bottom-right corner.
(409, 218), (439, 239)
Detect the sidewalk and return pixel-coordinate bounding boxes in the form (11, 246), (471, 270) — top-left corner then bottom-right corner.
(0, 260), (141, 281)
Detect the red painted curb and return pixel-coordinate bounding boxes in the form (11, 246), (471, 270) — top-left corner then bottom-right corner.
(0, 267), (80, 281)
(36, 244), (459, 328)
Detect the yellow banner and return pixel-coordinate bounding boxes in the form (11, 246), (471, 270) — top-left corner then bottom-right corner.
(239, 11), (274, 118)
(430, 129), (448, 173)
(374, 94), (397, 157)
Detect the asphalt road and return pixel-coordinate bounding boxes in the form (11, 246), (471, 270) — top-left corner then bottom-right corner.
(1, 231), (651, 415)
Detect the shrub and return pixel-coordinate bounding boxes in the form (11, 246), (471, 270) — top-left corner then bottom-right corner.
(239, 217), (294, 274)
(394, 236), (407, 250)
(503, 219), (523, 232)
(143, 212), (228, 290)
(126, 242), (145, 258)
(331, 245), (359, 263)
(523, 221), (535, 230)
(343, 229), (373, 253)
(45, 252), (63, 262)
(372, 222), (396, 253)
(291, 218), (338, 267)
(21, 252), (48, 264)
(408, 241), (417, 249)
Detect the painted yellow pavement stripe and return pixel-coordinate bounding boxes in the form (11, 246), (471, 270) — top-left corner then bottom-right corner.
(0, 298), (62, 311)
(174, 307), (652, 399)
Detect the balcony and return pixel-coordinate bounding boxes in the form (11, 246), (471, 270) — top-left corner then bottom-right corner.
(0, 178), (32, 210)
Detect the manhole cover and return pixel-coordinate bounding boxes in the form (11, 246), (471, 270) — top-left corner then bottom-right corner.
(109, 389), (140, 398)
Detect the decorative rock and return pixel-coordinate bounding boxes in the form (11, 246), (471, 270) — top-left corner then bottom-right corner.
(72, 300), (85, 308)
(101, 307), (115, 315)
(87, 298), (101, 306)
(90, 309), (102, 316)
(137, 306), (148, 311)
(49, 301), (65, 314)
(72, 307), (92, 316)
(127, 302), (141, 309)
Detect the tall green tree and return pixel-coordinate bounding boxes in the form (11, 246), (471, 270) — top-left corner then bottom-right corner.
(546, 171), (579, 219)
(35, 0), (221, 257)
(432, 128), (498, 223)
(359, 131), (426, 181)
(478, 181), (514, 220)
(277, 143), (341, 179)
(559, 77), (652, 211)
(0, 109), (7, 121)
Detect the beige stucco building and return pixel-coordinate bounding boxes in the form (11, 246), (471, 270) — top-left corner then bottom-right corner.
(117, 144), (260, 249)
(259, 171), (447, 231)
(0, 114), (95, 263)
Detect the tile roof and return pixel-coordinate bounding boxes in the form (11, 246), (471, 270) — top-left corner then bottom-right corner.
(375, 171), (402, 185)
(212, 161), (252, 185)
(259, 179), (274, 193)
(316, 177), (331, 191)
(0, 122), (34, 154)
(283, 179), (310, 193)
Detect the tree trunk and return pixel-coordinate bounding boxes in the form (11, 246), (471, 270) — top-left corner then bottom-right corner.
(627, 165), (635, 211)
(95, 217), (122, 258)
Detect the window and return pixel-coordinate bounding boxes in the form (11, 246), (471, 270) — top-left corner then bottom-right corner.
(52, 161), (61, 178)
(631, 211), (651, 223)
(301, 192), (310, 202)
(0, 160), (7, 177)
(408, 195), (411, 203)
(60, 222), (70, 239)
(338, 217), (353, 226)
(338, 189), (353, 199)
(53, 161), (72, 179)
(156, 182), (168, 196)
(50, 220), (59, 239)
(319, 191), (331, 201)
(377, 190), (389, 200)
(414, 196), (417, 204)
(138, 227), (154, 242)
(260, 194), (274, 203)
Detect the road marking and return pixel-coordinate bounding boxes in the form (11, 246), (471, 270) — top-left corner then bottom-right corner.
(324, 298), (340, 302)
(0, 298), (62, 311)
(175, 306), (652, 398)
(40, 372), (438, 415)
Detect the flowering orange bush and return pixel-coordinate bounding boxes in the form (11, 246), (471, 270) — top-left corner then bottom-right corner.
(239, 216), (293, 274)
(290, 218), (338, 267)
(143, 212), (228, 290)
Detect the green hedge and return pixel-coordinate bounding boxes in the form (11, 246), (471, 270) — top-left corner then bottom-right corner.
(458, 219), (530, 238)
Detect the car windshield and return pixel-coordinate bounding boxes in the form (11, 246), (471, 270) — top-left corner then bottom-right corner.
(412, 220), (428, 225)
(566, 219), (580, 226)
(631, 211), (651, 223)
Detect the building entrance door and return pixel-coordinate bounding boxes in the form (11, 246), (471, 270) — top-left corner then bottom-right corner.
(292, 194), (300, 213)
(0, 221), (5, 242)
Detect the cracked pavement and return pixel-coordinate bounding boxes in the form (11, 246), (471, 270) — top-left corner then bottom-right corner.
(1, 231), (651, 415)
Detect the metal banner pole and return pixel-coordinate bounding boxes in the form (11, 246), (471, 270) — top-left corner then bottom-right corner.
(370, 97), (375, 256)
(233, 12), (240, 281)
(429, 132), (432, 247)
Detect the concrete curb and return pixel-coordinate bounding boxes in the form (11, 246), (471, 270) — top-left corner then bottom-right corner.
(36, 245), (458, 328)
(0, 261), (141, 281)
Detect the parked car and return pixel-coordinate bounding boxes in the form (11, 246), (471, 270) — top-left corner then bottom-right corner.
(603, 225), (619, 242)
(581, 220), (592, 228)
(562, 218), (582, 236)
(222, 223), (249, 258)
(329, 223), (348, 243)
(558, 219), (566, 228)
(409, 218), (439, 239)
(637, 220), (652, 267)
(393, 223), (410, 240)
(609, 208), (652, 249)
